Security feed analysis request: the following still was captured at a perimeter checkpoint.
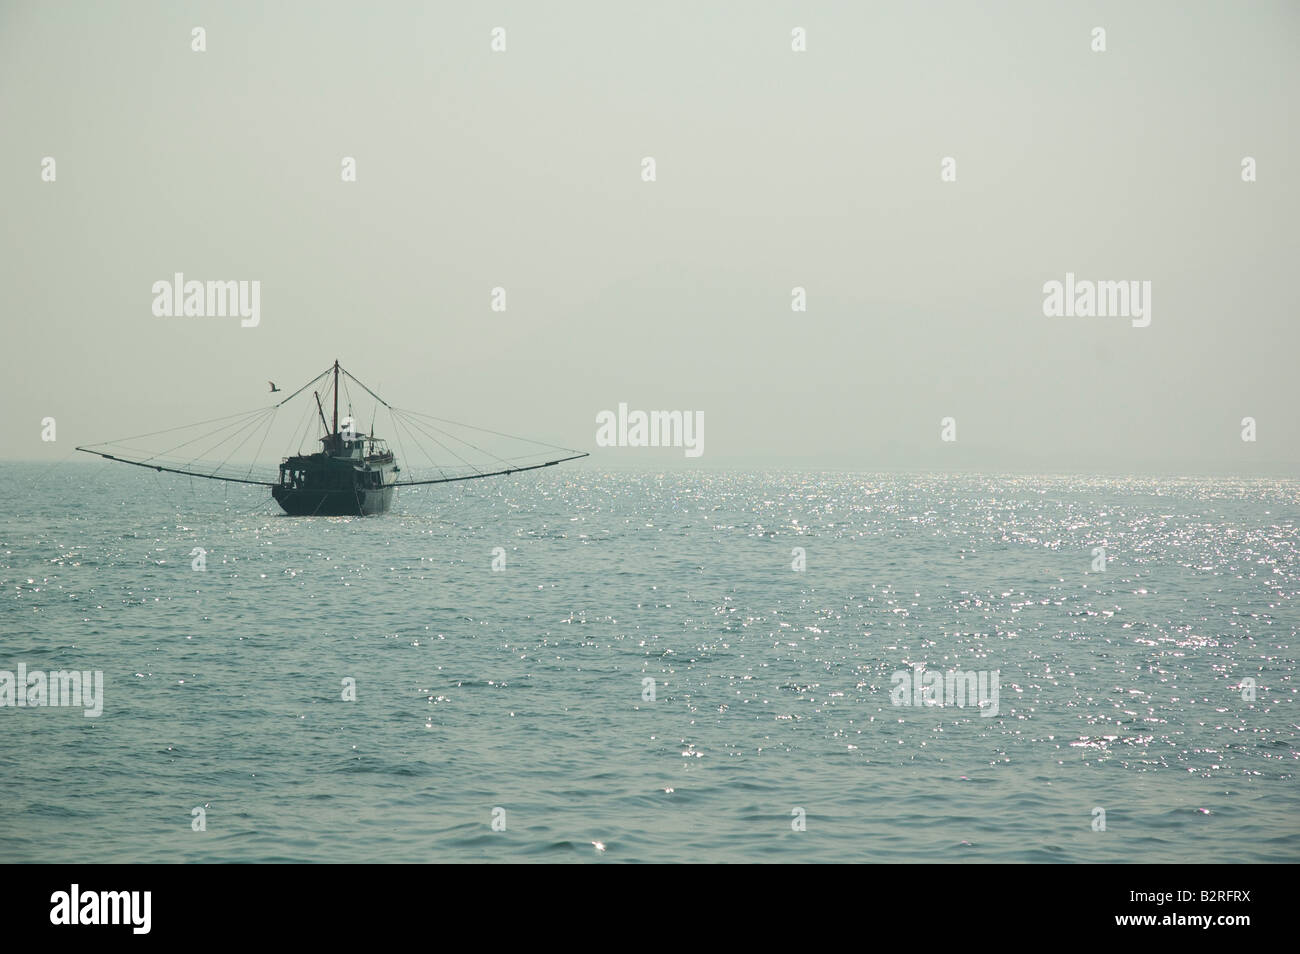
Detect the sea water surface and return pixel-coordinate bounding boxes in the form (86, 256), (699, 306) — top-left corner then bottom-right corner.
(1, 462), (1297, 863)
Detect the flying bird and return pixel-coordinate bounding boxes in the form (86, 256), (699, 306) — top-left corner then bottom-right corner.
(268, 381), (281, 393)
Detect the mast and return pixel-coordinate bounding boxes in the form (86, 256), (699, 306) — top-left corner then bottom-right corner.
(332, 359), (340, 436)
(313, 391), (329, 436)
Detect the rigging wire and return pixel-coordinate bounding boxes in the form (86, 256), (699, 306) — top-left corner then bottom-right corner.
(384, 405), (424, 480)
(80, 406), (276, 448)
(110, 408), (270, 465)
(392, 406), (582, 454)
(271, 364), (335, 408)
(286, 392), (317, 457)
(393, 409), (485, 474)
(188, 408), (277, 475)
(390, 410), (451, 481)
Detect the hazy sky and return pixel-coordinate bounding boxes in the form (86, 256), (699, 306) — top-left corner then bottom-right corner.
(3, 1), (1297, 474)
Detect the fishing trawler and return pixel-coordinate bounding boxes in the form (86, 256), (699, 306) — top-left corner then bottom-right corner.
(272, 362), (399, 515)
(77, 359), (587, 516)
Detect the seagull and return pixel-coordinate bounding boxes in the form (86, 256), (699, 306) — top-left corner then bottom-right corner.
(268, 381), (281, 393)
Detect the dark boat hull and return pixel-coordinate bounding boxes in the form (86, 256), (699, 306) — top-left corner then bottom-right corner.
(271, 484), (395, 516)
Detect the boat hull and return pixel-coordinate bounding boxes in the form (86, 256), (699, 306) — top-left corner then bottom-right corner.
(271, 484), (395, 516)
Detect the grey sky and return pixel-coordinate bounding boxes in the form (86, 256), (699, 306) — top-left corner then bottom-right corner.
(3, 1), (1297, 474)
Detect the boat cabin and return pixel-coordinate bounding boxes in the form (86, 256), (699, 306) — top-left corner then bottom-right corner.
(318, 431), (391, 460)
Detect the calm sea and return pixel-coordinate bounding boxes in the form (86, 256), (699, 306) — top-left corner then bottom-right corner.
(1, 462), (1296, 863)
